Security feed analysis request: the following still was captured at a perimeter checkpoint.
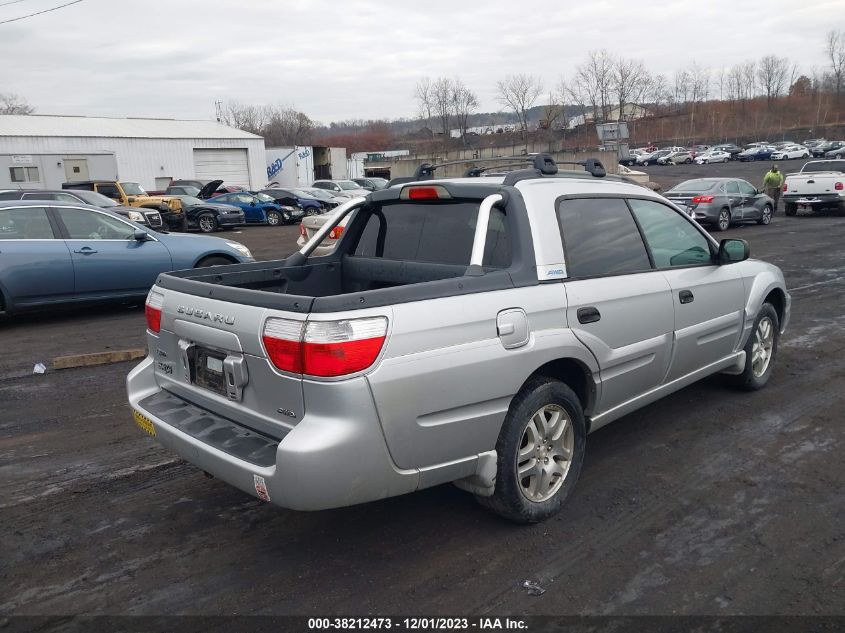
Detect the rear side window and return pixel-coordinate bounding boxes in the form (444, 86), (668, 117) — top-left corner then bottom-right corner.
(353, 202), (511, 268)
(0, 207), (55, 239)
(557, 198), (651, 277)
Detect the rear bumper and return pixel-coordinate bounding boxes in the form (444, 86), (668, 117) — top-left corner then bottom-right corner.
(783, 194), (842, 207)
(126, 357), (419, 510)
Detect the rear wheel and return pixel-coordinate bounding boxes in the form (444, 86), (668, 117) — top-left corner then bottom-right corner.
(197, 213), (218, 233)
(685, 157), (692, 164)
(715, 208), (731, 231)
(757, 204), (773, 225)
(784, 203), (798, 216)
(266, 210), (281, 226)
(196, 255), (235, 267)
(477, 377), (586, 524)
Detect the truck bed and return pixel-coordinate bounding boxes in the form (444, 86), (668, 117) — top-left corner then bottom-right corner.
(157, 255), (515, 313)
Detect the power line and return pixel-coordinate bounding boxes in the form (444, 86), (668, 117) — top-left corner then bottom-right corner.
(0, 0), (84, 25)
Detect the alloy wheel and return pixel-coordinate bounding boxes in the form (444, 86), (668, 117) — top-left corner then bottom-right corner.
(718, 210), (730, 230)
(516, 405), (574, 503)
(752, 316), (775, 377)
(198, 216), (215, 232)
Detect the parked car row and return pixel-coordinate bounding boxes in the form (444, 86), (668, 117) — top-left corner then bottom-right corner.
(631, 139), (843, 167)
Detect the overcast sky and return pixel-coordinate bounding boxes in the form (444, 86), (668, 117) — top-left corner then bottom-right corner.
(1, 0), (840, 124)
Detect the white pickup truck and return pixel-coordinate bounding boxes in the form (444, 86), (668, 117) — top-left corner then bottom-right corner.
(782, 160), (845, 216)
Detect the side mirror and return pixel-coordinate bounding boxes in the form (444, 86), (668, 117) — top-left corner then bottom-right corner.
(133, 229), (149, 242)
(719, 238), (749, 264)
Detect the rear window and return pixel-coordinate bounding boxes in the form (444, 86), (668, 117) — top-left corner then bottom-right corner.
(670, 179), (719, 192)
(353, 202), (511, 268)
(802, 161), (845, 173)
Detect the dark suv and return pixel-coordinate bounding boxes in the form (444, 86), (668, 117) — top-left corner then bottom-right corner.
(0, 189), (163, 228)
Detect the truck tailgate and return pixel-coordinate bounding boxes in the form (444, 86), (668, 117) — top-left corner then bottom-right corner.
(149, 287), (305, 439)
(784, 173), (840, 196)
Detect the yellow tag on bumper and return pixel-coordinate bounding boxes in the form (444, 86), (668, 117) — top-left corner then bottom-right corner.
(133, 410), (156, 437)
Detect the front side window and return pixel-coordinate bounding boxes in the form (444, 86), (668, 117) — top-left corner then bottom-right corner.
(236, 194), (254, 204)
(0, 207), (54, 239)
(557, 198), (651, 277)
(57, 208), (137, 240)
(628, 198), (713, 268)
(737, 181), (757, 196)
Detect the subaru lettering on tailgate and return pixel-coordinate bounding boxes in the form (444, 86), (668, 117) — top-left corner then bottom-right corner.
(176, 306), (235, 325)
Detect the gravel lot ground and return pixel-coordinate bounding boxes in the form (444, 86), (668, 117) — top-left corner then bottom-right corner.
(1, 162), (843, 617)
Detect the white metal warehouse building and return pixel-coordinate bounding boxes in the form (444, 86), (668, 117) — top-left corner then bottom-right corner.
(0, 115), (266, 192)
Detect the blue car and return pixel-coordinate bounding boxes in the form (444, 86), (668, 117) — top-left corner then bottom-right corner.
(208, 192), (299, 225)
(0, 201), (253, 314)
(738, 146), (777, 162)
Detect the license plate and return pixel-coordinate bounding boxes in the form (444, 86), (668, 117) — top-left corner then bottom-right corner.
(191, 347), (228, 396)
(133, 410), (156, 437)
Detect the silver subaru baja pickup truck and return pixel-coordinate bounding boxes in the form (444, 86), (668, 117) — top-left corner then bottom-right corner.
(127, 154), (790, 523)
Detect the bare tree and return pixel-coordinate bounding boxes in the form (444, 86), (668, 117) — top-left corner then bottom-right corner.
(672, 69), (690, 104)
(263, 106), (315, 146)
(413, 77), (434, 130)
(826, 30), (845, 93)
(0, 93), (35, 115)
(757, 55), (791, 104)
(647, 73), (669, 106)
(540, 78), (567, 130)
(612, 57), (648, 119)
(219, 101), (266, 135)
(450, 78), (479, 139)
(219, 102), (313, 145)
(431, 77), (454, 136)
(496, 73), (543, 139)
(740, 61), (757, 100)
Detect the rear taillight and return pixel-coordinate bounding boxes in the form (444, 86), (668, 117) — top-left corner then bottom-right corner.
(145, 290), (163, 333)
(836, 182), (843, 191)
(262, 318), (304, 373)
(328, 226), (344, 239)
(783, 183), (788, 192)
(262, 316), (388, 377)
(692, 195), (714, 203)
(299, 222), (307, 237)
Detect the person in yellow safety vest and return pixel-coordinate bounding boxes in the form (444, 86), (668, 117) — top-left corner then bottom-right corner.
(763, 164), (784, 214)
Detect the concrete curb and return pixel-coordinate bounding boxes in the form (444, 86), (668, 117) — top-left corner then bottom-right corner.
(52, 348), (147, 370)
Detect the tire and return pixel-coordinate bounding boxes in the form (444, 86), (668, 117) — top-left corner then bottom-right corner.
(785, 203), (798, 216)
(197, 213), (218, 233)
(685, 158), (692, 164)
(196, 255), (235, 267)
(757, 204), (773, 225)
(836, 202), (845, 218)
(266, 210), (281, 226)
(702, 159), (708, 165)
(729, 303), (779, 391)
(715, 208), (731, 231)
(643, 160), (650, 166)
(803, 153), (809, 159)
(477, 377), (586, 524)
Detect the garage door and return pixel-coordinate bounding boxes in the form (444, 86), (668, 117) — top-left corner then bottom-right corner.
(193, 149), (250, 188)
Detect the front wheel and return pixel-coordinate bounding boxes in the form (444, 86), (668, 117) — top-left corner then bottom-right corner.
(477, 377), (586, 524)
(757, 205), (772, 225)
(729, 303), (779, 391)
(715, 208), (731, 231)
(197, 213), (218, 233)
(266, 210), (281, 226)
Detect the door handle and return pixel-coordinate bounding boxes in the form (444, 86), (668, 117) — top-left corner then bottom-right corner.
(679, 290), (694, 304)
(73, 247), (98, 254)
(577, 306), (601, 324)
